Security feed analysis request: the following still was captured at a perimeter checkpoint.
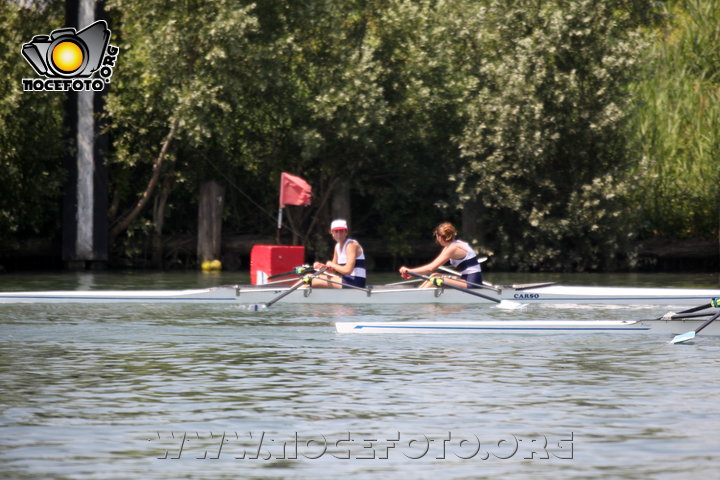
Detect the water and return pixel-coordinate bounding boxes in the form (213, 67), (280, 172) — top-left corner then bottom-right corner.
(1, 272), (720, 479)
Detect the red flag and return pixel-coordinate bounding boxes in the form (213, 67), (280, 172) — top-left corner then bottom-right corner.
(279, 172), (312, 206)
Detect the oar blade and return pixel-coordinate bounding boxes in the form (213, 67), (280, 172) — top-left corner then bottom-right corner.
(670, 330), (695, 344)
(237, 303), (268, 312)
(496, 300), (527, 310)
(669, 307), (720, 344)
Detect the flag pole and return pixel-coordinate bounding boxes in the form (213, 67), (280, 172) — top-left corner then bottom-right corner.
(277, 172), (312, 245)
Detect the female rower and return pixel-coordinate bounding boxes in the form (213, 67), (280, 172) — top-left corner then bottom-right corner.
(398, 222), (483, 289)
(311, 219), (367, 289)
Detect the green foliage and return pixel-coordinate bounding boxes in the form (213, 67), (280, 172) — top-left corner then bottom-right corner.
(628, 0), (720, 239)
(1, 0), (716, 271)
(454, 0), (647, 271)
(104, 0), (272, 241)
(0, 0), (65, 243)
(341, 0), (472, 253)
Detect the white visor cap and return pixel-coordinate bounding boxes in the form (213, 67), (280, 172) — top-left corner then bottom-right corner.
(330, 219), (348, 231)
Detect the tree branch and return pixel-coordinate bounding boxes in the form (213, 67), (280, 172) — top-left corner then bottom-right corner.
(110, 119), (179, 242)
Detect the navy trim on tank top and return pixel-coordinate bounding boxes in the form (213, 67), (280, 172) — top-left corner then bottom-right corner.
(455, 256), (479, 272)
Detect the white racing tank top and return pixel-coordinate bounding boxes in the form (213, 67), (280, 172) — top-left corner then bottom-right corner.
(449, 240), (482, 275)
(335, 238), (366, 279)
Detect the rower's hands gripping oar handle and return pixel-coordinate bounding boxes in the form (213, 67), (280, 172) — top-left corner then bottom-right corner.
(265, 267), (328, 307)
(268, 264), (314, 280)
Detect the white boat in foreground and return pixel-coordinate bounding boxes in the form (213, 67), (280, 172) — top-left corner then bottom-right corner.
(335, 318), (720, 336)
(0, 282), (719, 306)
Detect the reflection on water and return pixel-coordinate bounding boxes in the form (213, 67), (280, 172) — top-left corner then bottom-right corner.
(1, 272), (720, 479)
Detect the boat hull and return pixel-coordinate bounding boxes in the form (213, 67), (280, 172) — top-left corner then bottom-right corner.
(234, 284), (720, 306)
(503, 285), (720, 305)
(0, 284), (719, 306)
(335, 319), (720, 336)
(0, 287), (239, 304)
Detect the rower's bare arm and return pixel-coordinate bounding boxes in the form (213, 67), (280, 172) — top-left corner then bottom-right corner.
(331, 242), (358, 275)
(414, 247), (455, 274)
(316, 250), (342, 273)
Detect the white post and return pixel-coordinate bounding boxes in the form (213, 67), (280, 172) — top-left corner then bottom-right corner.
(276, 207), (283, 244)
(75, 0), (95, 258)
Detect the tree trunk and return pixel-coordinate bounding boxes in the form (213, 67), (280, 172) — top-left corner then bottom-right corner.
(109, 119), (178, 243)
(462, 196), (485, 246)
(197, 180), (225, 264)
(331, 180), (351, 223)
(151, 176), (174, 268)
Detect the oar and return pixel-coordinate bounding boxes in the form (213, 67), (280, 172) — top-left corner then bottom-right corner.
(437, 266), (501, 293)
(262, 277), (304, 286)
(245, 267), (328, 311)
(671, 311), (720, 344)
(678, 302), (713, 314)
(386, 278), (424, 286)
(660, 302), (714, 318)
(664, 312), (717, 320)
(655, 299), (719, 320)
(670, 298), (720, 344)
(268, 264), (314, 280)
(406, 271), (525, 310)
(311, 275), (373, 295)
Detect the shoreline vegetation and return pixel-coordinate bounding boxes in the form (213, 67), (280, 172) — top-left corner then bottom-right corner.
(2, 1), (718, 273)
(0, 235), (717, 273)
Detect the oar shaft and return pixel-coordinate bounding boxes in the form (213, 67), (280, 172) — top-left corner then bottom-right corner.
(313, 276), (371, 293)
(265, 267), (328, 307)
(670, 302), (720, 344)
(386, 279), (424, 286)
(268, 265), (313, 280)
(669, 312), (718, 320)
(265, 278), (305, 307)
(677, 302), (712, 315)
(406, 271), (500, 304)
(437, 266), (500, 293)
(267, 269), (297, 280)
(694, 311), (720, 334)
(263, 277), (301, 286)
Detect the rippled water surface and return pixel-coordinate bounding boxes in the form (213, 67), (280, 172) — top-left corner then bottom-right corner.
(1, 272), (720, 479)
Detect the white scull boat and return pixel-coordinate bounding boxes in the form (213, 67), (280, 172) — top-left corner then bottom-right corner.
(1, 283), (719, 305)
(230, 283), (720, 306)
(335, 318), (720, 336)
(0, 287), (239, 304)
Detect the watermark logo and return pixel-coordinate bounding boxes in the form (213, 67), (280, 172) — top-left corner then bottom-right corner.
(21, 20), (119, 92)
(147, 431), (575, 461)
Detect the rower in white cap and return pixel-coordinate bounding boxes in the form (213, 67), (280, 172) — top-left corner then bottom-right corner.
(311, 219), (367, 288)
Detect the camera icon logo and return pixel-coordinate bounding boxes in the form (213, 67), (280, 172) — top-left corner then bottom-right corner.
(21, 20), (118, 92)
(22, 20), (110, 78)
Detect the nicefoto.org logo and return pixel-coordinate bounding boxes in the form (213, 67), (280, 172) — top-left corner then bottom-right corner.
(21, 20), (119, 92)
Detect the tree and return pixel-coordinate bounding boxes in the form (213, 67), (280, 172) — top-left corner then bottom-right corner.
(0, 0), (65, 249)
(454, 0), (648, 271)
(628, 0), (720, 240)
(104, 0), (263, 262)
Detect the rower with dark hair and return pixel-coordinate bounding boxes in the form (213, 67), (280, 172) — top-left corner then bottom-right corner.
(399, 222), (483, 289)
